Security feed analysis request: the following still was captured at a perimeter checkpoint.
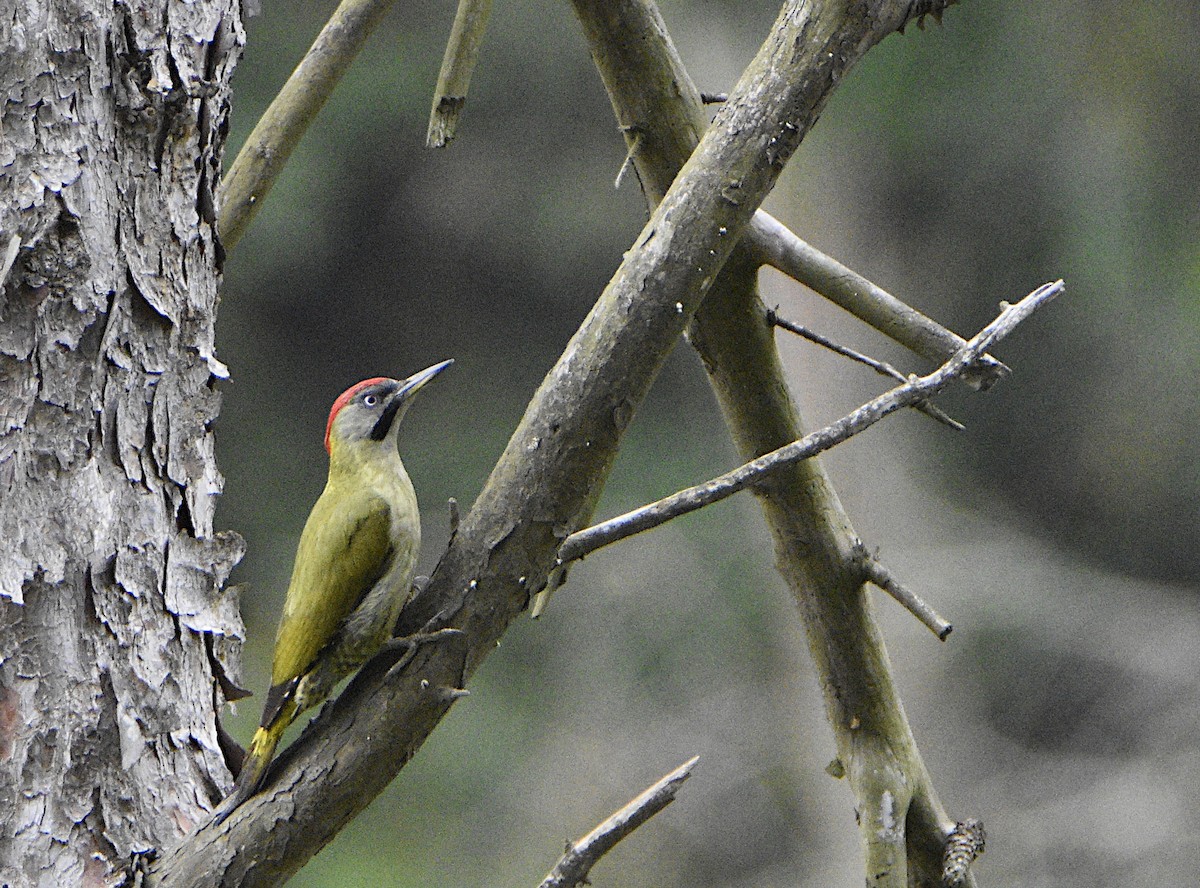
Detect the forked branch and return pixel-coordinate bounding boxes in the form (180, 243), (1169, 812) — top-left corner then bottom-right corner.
(557, 281), (1063, 569)
(767, 308), (963, 430)
(747, 212), (1010, 390)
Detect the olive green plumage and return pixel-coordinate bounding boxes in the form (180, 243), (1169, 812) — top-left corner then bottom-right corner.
(216, 361), (451, 823)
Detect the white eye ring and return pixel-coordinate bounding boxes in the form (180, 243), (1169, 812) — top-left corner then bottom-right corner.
(363, 394), (378, 407)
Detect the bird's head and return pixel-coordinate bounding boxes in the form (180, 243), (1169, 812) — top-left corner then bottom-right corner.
(324, 359), (453, 456)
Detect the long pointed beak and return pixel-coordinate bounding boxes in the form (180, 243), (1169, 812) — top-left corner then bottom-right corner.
(394, 359), (454, 403)
(370, 359), (453, 443)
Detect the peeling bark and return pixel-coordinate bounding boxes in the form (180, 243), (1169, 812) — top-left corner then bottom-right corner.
(0, 2), (243, 884)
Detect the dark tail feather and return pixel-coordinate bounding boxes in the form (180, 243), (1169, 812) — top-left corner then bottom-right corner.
(211, 725), (282, 826)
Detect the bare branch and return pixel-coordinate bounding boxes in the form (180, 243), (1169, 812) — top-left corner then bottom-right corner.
(538, 757), (699, 888)
(748, 211), (1010, 390)
(151, 3), (993, 883)
(566, 4), (1005, 884)
(557, 281), (1064, 567)
(768, 309), (963, 430)
(218, 0), (399, 250)
(859, 551), (952, 640)
(426, 0), (494, 147)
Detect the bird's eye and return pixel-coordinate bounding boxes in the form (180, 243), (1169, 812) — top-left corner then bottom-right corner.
(363, 394), (378, 407)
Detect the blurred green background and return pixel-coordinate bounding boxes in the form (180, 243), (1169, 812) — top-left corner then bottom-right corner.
(215, 1), (1200, 885)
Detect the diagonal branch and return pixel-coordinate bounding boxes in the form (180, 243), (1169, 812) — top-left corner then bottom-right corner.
(217, 0), (400, 251)
(767, 308), (964, 430)
(569, 1), (998, 885)
(747, 211), (1010, 390)
(426, 0), (494, 147)
(857, 547), (952, 640)
(537, 757), (699, 888)
(556, 281), (1061, 567)
(151, 4), (928, 886)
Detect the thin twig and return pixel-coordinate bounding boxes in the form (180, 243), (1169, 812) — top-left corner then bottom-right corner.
(768, 309), (964, 431)
(426, 0), (494, 148)
(859, 552), (952, 640)
(614, 132), (644, 189)
(747, 211), (1010, 391)
(217, 0), (399, 251)
(556, 281), (1064, 567)
(537, 757), (700, 888)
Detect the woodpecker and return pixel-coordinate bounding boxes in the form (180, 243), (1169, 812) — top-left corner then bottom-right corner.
(218, 359), (452, 821)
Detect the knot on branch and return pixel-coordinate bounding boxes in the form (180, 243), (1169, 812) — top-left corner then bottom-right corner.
(942, 817), (986, 885)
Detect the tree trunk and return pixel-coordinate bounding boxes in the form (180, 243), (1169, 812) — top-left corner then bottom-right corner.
(0, 2), (243, 884)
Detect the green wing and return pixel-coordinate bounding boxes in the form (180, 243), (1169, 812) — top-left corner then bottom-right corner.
(269, 485), (393, 688)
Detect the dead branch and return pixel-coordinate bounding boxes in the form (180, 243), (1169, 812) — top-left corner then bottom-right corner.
(537, 757), (699, 888)
(426, 0), (493, 147)
(768, 308), (963, 430)
(747, 211), (1010, 390)
(218, 0), (400, 250)
(555, 281), (1063, 569)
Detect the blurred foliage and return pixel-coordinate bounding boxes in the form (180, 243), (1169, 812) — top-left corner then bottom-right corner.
(214, 1), (1200, 886)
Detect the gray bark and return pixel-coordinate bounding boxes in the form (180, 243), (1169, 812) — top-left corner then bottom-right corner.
(0, 2), (243, 884)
